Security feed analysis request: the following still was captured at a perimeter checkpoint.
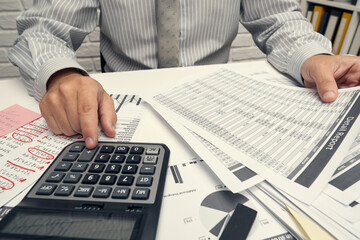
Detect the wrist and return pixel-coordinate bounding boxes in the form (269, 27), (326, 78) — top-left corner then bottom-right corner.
(47, 68), (82, 90)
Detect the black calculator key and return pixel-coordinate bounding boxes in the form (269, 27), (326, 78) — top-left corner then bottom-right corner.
(110, 154), (125, 163)
(130, 146), (144, 154)
(63, 173), (82, 183)
(95, 153), (110, 162)
(89, 163), (105, 173)
(69, 145), (84, 152)
(140, 165), (156, 175)
(46, 172), (65, 182)
(105, 164), (121, 173)
(54, 185), (75, 196)
(36, 183), (57, 195)
(78, 147), (98, 162)
(71, 163), (88, 172)
(132, 188), (150, 200)
(122, 165), (138, 174)
(82, 174), (100, 184)
(117, 175), (134, 186)
(112, 187), (130, 199)
(115, 146), (129, 154)
(62, 153), (79, 161)
(99, 175), (117, 185)
(100, 145), (115, 153)
(136, 176), (153, 187)
(55, 162), (72, 171)
(93, 186), (112, 198)
(74, 186), (94, 197)
(126, 155), (141, 164)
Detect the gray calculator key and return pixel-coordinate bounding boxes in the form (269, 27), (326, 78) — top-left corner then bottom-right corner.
(46, 172), (65, 182)
(143, 156), (158, 164)
(112, 187), (130, 199)
(93, 186), (112, 198)
(63, 173), (82, 183)
(36, 183), (57, 195)
(55, 162), (72, 171)
(54, 185), (75, 196)
(71, 163), (88, 172)
(136, 176), (153, 187)
(78, 147), (98, 162)
(132, 188), (150, 200)
(74, 186), (94, 197)
(69, 145), (84, 152)
(62, 153), (79, 161)
(145, 147), (160, 155)
(140, 165), (156, 175)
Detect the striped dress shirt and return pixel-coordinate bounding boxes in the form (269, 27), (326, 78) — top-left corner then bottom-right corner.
(8, 0), (332, 101)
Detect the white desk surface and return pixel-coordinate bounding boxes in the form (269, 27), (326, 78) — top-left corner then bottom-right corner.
(0, 60), (275, 112)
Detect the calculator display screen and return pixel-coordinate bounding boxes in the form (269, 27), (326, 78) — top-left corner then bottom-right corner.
(0, 209), (139, 240)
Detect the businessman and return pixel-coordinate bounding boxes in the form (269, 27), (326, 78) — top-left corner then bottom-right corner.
(9, 0), (360, 149)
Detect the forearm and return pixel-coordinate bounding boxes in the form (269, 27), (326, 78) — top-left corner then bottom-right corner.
(240, 0), (332, 85)
(8, 0), (99, 101)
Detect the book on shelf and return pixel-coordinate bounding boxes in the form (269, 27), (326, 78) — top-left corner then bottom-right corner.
(311, 5), (329, 32)
(324, 8), (343, 42)
(332, 11), (352, 54)
(317, 10), (331, 34)
(349, 21), (360, 55)
(306, 4), (315, 22)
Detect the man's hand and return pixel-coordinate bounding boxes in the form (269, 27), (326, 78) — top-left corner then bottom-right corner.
(39, 68), (117, 149)
(301, 55), (360, 102)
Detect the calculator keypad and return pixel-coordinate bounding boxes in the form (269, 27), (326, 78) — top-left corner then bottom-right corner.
(28, 142), (167, 204)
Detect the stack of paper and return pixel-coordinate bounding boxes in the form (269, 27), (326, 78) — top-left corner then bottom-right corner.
(145, 67), (360, 239)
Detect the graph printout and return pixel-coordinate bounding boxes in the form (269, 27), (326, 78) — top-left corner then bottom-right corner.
(147, 68), (360, 203)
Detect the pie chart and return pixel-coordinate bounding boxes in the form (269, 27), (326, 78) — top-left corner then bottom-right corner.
(199, 190), (250, 236)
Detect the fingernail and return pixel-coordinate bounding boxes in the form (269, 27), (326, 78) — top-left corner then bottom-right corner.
(322, 91), (336, 101)
(85, 137), (95, 148)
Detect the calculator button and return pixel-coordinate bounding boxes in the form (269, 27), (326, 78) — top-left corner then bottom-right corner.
(36, 184), (57, 195)
(112, 187), (130, 199)
(62, 153), (79, 161)
(78, 147), (98, 162)
(130, 146), (144, 154)
(82, 174), (100, 184)
(89, 163), (105, 173)
(140, 165), (156, 175)
(122, 165), (138, 174)
(100, 145), (115, 153)
(54, 184), (75, 196)
(132, 188), (150, 200)
(117, 175), (134, 186)
(63, 173), (82, 183)
(93, 187), (112, 198)
(126, 155), (141, 164)
(136, 176), (153, 187)
(69, 145), (84, 152)
(74, 186), (94, 197)
(110, 154), (125, 163)
(46, 172), (65, 182)
(95, 153), (110, 162)
(55, 162), (72, 171)
(105, 164), (121, 173)
(71, 163), (88, 172)
(99, 174), (117, 185)
(143, 156), (158, 164)
(146, 147), (160, 155)
(115, 146), (129, 154)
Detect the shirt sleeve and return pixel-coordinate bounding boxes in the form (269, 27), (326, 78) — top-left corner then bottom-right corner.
(240, 0), (332, 85)
(8, 0), (99, 101)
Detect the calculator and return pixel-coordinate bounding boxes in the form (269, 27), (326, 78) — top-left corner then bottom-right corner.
(0, 141), (170, 240)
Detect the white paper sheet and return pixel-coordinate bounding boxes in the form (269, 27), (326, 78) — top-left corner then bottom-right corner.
(157, 158), (294, 240)
(146, 68), (360, 203)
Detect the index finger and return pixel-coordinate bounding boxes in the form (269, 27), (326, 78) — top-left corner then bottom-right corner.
(78, 87), (99, 149)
